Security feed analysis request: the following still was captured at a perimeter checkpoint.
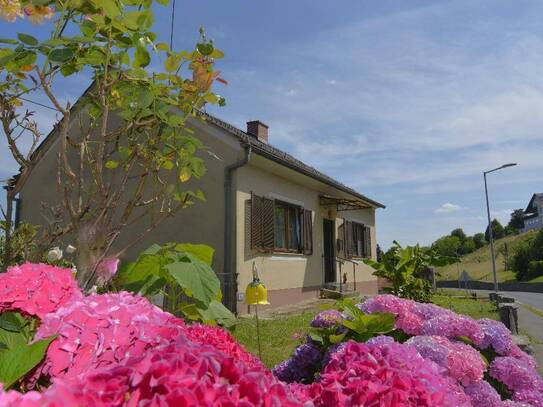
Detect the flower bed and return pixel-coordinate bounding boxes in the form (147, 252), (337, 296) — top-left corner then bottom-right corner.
(0, 264), (542, 406)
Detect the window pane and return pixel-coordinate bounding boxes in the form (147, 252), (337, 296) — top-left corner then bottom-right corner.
(288, 207), (301, 250)
(275, 205), (286, 248)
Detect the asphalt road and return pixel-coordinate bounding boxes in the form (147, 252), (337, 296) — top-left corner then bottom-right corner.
(469, 289), (543, 310)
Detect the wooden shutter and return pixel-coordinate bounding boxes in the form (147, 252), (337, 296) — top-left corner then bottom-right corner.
(344, 220), (353, 259)
(250, 193), (274, 252)
(250, 193), (263, 250)
(262, 197), (275, 252)
(363, 225), (371, 258)
(302, 209), (313, 255)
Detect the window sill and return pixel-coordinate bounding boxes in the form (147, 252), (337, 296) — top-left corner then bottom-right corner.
(269, 254), (307, 261)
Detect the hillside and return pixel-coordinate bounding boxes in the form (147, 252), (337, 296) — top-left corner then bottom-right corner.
(436, 230), (538, 282)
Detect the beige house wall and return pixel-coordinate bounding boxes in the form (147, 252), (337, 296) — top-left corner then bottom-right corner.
(234, 157), (378, 314)
(18, 116), (244, 277)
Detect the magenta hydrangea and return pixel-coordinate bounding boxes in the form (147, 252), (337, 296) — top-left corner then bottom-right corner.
(33, 291), (186, 379)
(307, 340), (471, 406)
(0, 263), (82, 319)
(0, 337), (304, 407)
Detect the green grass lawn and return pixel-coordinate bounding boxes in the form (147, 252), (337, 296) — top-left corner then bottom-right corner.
(232, 312), (315, 368)
(233, 293), (498, 368)
(437, 231), (536, 282)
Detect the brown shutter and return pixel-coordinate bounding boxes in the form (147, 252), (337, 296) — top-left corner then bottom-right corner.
(344, 220), (353, 259)
(262, 197), (275, 252)
(302, 209), (313, 255)
(250, 192), (263, 250)
(363, 226), (371, 258)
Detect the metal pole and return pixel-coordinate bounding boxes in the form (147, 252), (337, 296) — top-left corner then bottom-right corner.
(484, 172), (498, 294)
(255, 303), (262, 360)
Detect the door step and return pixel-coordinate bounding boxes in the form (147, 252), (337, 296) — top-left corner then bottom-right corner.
(319, 288), (358, 299)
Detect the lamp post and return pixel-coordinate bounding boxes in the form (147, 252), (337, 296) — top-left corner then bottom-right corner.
(483, 163), (517, 294)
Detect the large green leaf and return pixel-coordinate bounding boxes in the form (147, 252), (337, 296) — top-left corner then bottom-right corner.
(0, 328), (26, 350)
(175, 243), (214, 266)
(114, 254), (166, 296)
(198, 300), (236, 328)
(17, 33), (38, 46)
(165, 255), (220, 304)
(0, 336), (55, 389)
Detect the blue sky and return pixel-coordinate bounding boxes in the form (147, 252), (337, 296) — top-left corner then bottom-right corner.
(1, 0), (543, 248)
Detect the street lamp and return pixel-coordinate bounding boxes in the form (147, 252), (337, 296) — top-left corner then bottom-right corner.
(483, 163), (517, 294)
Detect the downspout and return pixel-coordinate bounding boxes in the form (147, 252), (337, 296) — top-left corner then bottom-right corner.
(224, 138), (251, 313)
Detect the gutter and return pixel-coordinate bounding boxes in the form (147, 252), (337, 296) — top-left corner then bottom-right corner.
(223, 138), (252, 313)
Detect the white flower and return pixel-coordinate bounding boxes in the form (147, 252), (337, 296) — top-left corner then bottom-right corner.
(65, 245), (77, 254)
(47, 247), (63, 262)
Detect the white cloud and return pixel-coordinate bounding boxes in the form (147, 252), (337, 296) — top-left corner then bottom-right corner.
(435, 203), (462, 214)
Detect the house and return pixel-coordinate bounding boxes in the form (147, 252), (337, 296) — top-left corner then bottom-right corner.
(14, 109), (385, 314)
(522, 193), (543, 233)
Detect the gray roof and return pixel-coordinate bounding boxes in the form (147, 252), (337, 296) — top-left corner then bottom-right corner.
(525, 193), (543, 213)
(202, 112), (385, 209)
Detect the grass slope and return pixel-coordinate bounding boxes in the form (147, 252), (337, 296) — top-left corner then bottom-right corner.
(436, 230), (537, 282)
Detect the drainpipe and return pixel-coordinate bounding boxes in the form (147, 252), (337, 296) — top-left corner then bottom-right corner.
(224, 139), (251, 313)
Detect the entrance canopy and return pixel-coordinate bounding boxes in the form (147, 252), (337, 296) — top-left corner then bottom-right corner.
(319, 194), (373, 211)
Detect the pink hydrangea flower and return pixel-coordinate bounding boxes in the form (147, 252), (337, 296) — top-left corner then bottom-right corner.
(0, 263), (82, 319)
(95, 257), (120, 285)
(0, 337), (304, 406)
(33, 291), (186, 379)
(406, 335), (485, 385)
(184, 323), (265, 370)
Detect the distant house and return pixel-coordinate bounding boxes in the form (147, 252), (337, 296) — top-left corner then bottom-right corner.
(14, 102), (385, 314)
(522, 193), (543, 233)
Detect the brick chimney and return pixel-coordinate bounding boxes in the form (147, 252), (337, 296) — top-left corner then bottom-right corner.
(246, 120), (269, 143)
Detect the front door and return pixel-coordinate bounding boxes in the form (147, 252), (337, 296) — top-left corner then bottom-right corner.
(323, 219), (336, 283)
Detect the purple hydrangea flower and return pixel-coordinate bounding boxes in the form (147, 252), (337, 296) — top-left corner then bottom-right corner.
(478, 318), (513, 355)
(272, 342), (323, 383)
(310, 309), (343, 328)
(489, 356), (542, 392)
(464, 380), (502, 407)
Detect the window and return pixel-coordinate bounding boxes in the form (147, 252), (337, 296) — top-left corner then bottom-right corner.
(274, 201), (302, 251)
(343, 220), (371, 259)
(250, 193), (312, 255)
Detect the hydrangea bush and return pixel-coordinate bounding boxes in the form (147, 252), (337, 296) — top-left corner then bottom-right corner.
(274, 294), (543, 406)
(1, 265), (542, 406)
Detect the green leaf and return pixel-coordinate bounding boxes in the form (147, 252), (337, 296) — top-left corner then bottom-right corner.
(49, 48), (74, 63)
(0, 328), (25, 350)
(198, 300), (236, 328)
(329, 332), (346, 344)
(175, 243), (214, 266)
(133, 46), (150, 68)
(97, 0), (121, 18)
(114, 254), (166, 296)
(0, 38), (18, 44)
(165, 255), (220, 305)
(164, 54), (180, 72)
(0, 313), (21, 333)
(196, 43), (214, 56)
(0, 336), (55, 389)
(105, 160), (119, 169)
(210, 49), (224, 59)
(17, 33), (38, 46)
